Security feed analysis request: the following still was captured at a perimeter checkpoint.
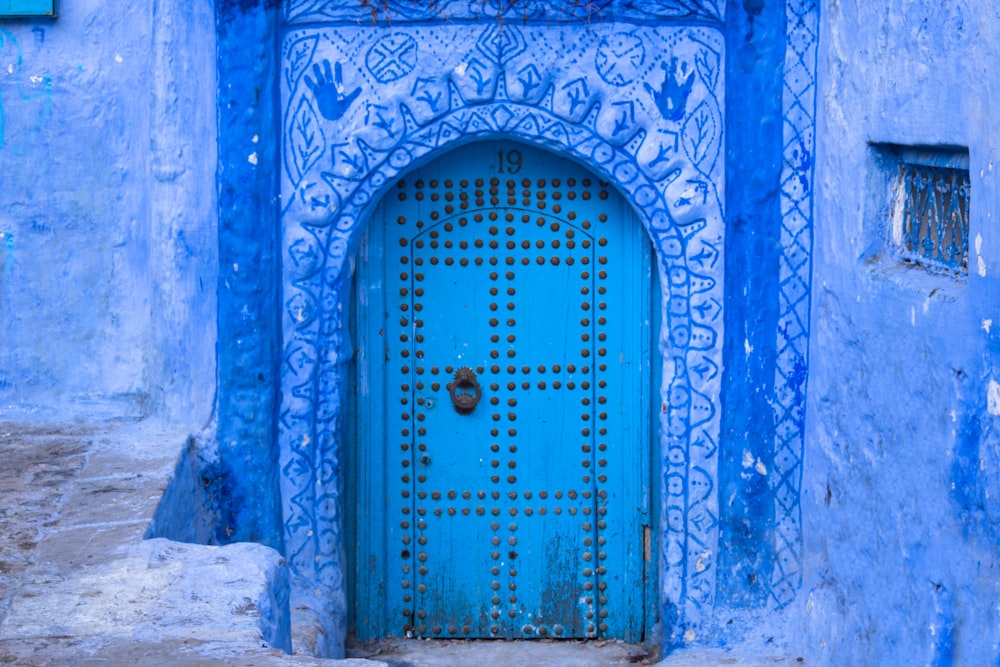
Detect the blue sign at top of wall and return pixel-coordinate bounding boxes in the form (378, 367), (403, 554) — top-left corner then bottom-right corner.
(1, 0), (56, 17)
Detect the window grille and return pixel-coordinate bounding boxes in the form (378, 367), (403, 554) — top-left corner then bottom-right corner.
(891, 158), (970, 272)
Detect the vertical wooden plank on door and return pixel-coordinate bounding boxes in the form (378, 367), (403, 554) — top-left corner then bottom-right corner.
(354, 220), (392, 640)
(591, 182), (653, 641)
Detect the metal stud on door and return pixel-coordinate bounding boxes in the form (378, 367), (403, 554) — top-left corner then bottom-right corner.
(354, 142), (652, 641)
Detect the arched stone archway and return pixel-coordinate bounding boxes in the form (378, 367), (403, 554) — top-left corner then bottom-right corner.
(271, 10), (823, 655)
(279, 82), (724, 642)
(277, 19), (728, 654)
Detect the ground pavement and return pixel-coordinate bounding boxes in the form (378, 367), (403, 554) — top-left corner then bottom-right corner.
(0, 412), (796, 666)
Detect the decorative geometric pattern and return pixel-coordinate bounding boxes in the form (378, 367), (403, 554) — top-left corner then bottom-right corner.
(277, 0), (818, 643)
(365, 33), (419, 83)
(285, 0), (725, 25)
(280, 21), (726, 643)
(770, 0), (818, 611)
(595, 32), (646, 87)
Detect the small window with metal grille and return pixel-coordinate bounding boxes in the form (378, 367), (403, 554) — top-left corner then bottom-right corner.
(882, 146), (971, 273)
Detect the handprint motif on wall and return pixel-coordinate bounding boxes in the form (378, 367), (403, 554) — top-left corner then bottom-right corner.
(305, 60), (361, 121)
(645, 57), (695, 122)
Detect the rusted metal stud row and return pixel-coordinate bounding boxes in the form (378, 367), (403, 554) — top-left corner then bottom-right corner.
(395, 179), (608, 229)
(593, 208), (612, 633)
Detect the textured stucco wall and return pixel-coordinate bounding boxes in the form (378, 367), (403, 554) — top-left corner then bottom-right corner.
(796, 1), (1000, 663)
(211, 0), (285, 550)
(22, 0), (1000, 662)
(0, 1), (217, 422)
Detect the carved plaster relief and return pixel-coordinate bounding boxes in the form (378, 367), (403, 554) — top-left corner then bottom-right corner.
(276, 0), (820, 639)
(280, 20), (725, 639)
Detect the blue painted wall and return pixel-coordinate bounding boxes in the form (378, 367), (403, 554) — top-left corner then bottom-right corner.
(0, 0), (284, 553)
(0, 2), (217, 423)
(10, 0), (1000, 662)
(718, 0), (786, 613)
(212, 0), (284, 550)
(786, 2), (1000, 664)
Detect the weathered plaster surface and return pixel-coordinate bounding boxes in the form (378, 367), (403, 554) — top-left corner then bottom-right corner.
(716, 0), (818, 628)
(212, 0), (286, 551)
(793, 1), (1000, 663)
(2, 538), (291, 651)
(0, 1), (217, 421)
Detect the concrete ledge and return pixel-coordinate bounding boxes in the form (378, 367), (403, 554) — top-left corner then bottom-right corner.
(1, 539), (289, 646)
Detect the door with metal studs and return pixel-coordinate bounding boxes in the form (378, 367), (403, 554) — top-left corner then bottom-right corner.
(351, 141), (653, 642)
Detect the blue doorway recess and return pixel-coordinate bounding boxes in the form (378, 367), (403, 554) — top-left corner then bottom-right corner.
(349, 141), (656, 642)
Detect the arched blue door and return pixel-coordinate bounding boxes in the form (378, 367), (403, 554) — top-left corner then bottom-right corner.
(350, 142), (653, 642)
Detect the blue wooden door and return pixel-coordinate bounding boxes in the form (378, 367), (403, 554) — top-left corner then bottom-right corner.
(352, 142), (652, 642)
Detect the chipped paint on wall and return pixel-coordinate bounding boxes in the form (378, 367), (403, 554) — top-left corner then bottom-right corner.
(0, 2), (217, 416)
(797, 1), (1000, 664)
(988, 380), (1000, 417)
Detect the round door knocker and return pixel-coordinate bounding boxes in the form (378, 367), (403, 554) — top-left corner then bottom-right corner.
(448, 367), (482, 414)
